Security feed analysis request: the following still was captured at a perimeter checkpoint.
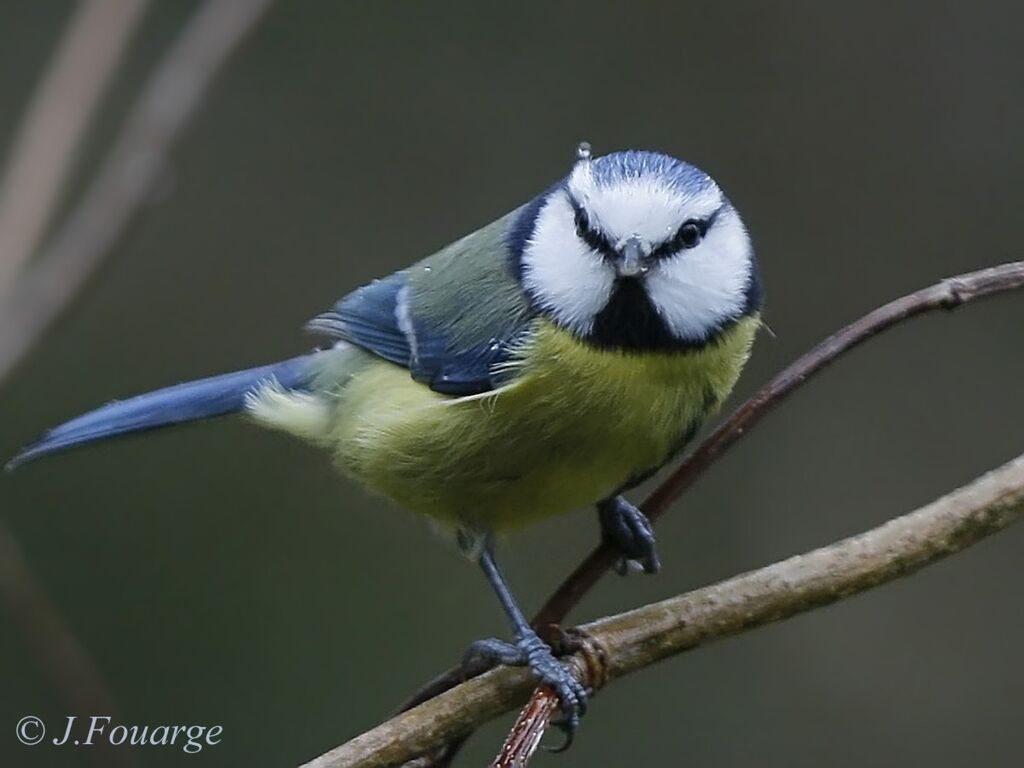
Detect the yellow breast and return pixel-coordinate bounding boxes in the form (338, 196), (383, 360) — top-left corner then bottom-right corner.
(329, 316), (759, 531)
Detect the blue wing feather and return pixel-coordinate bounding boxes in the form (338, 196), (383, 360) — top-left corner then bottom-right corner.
(308, 272), (523, 396)
(307, 273), (414, 367)
(308, 204), (539, 396)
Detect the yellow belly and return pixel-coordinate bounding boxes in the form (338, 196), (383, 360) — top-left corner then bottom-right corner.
(321, 317), (759, 532)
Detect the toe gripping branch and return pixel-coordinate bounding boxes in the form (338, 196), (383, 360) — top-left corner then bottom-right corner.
(491, 626), (610, 759)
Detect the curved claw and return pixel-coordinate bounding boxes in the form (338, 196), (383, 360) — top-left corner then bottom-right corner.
(598, 496), (661, 575)
(544, 717), (577, 753)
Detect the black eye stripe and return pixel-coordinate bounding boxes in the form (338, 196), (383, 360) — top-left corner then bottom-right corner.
(568, 197), (617, 259)
(567, 196), (724, 261)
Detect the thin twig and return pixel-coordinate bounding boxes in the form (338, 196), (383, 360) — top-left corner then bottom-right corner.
(0, 0), (274, 388)
(395, 260), (1024, 766)
(0, 0), (150, 290)
(0, 0), (272, 762)
(489, 688), (558, 768)
(302, 452), (1024, 768)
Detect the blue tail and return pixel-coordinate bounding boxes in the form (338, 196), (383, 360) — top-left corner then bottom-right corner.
(7, 356), (313, 470)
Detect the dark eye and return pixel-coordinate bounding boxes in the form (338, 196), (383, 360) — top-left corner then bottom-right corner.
(678, 221), (703, 248)
(649, 212), (719, 260)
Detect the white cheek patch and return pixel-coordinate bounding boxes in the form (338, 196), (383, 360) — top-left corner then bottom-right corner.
(567, 162), (723, 246)
(520, 192), (615, 335)
(644, 208), (753, 341)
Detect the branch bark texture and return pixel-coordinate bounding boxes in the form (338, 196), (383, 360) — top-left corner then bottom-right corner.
(303, 453), (1024, 768)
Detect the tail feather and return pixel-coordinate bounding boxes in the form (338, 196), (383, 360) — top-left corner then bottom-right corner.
(6, 355), (312, 470)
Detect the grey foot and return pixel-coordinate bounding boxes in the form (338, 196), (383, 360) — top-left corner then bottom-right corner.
(598, 495), (660, 575)
(463, 630), (588, 738)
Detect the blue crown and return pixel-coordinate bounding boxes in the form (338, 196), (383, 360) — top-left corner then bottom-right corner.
(588, 150), (715, 196)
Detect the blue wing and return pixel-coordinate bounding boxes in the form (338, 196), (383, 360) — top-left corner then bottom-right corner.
(306, 209), (538, 396)
(307, 271), (531, 396)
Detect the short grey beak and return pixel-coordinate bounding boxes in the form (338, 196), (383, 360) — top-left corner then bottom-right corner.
(617, 237), (647, 277)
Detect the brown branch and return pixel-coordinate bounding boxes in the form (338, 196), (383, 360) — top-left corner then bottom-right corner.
(393, 260), (1024, 766)
(0, 0), (150, 290)
(0, 0), (274, 389)
(535, 260), (1024, 627)
(302, 452), (1024, 768)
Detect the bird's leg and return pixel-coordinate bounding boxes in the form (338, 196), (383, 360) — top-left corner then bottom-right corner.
(462, 539), (588, 739)
(597, 495), (660, 575)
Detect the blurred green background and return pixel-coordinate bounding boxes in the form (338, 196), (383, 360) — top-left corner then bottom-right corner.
(2, 2), (1023, 766)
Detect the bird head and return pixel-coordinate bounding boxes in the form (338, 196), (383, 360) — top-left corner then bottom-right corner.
(514, 145), (761, 350)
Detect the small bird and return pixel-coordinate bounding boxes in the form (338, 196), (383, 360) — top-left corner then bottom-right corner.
(8, 145), (762, 734)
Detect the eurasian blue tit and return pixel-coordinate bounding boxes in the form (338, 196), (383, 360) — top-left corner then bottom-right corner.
(9, 145), (763, 731)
